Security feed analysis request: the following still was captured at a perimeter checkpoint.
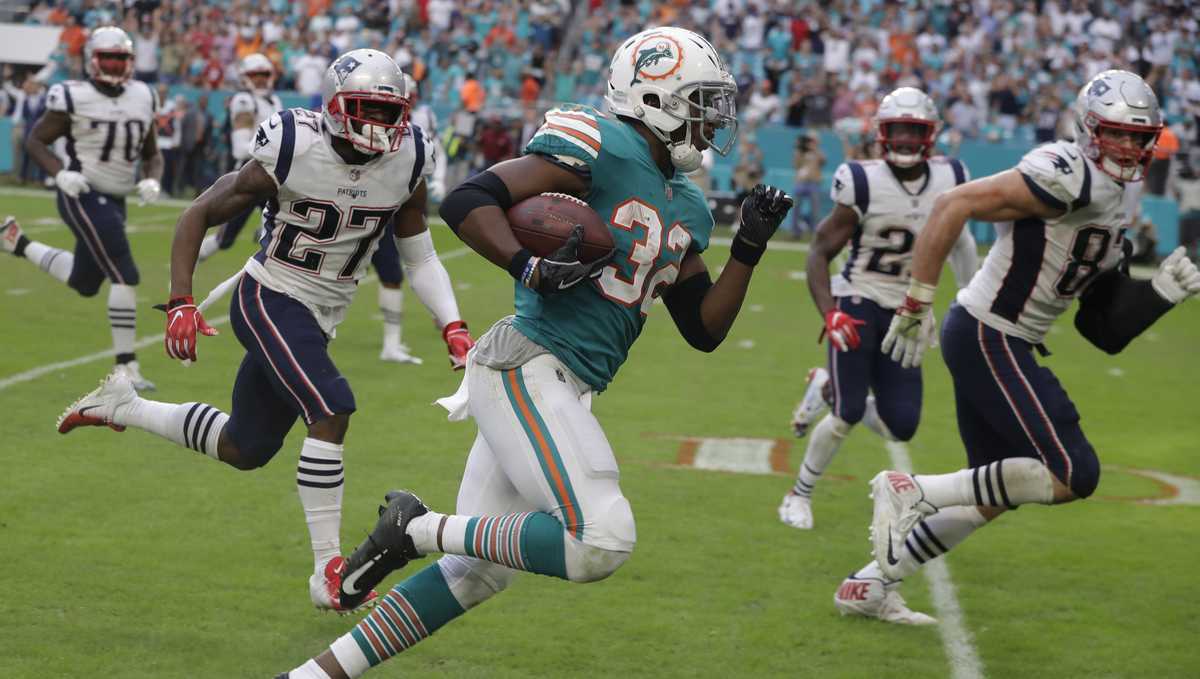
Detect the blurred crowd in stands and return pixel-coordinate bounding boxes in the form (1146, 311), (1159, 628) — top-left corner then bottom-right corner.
(2, 0), (1199, 247)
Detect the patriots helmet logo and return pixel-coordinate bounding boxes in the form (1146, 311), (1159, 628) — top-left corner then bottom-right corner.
(333, 55), (363, 83)
(1087, 79), (1111, 98)
(833, 177), (844, 192)
(630, 35), (683, 85)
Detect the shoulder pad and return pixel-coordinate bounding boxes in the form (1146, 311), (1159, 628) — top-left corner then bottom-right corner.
(1018, 141), (1091, 212)
(250, 109), (317, 187)
(830, 162), (868, 217)
(524, 106), (602, 168)
(45, 82), (73, 114)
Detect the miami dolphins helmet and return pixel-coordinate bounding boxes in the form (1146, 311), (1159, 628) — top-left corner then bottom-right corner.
(606, 27), (738, 172)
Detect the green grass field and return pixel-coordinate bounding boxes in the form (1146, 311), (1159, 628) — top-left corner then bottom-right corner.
(1, 188), (1197, 678)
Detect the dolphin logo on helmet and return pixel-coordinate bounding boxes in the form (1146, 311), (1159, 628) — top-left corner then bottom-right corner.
(631, 39), (680, 85)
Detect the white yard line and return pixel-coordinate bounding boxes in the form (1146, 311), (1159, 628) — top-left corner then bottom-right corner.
(885, 441), (985, 679)
(0, 247), (471, 392)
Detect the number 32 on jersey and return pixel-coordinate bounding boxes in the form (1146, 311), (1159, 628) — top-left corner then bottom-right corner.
(596, 198), (692, 316)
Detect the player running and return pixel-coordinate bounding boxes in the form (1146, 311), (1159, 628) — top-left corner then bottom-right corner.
(196, 53), (283, 262)
(779, 88), (979, 532)
(2, 27), (162, 390)
(55, 49), (473, 612)
(844, 70), (1200, 624)
(278, 27), (791, 678)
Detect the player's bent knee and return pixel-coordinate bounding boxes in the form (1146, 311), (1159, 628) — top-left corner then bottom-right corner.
(835, 401), (866, 425)
(437, 555), (514, 609)
(565, 495), (636, 583)
(564, 540), (631, 583)
(222, 432), (282, 470)
(308, 413), (351, 442)
(1068, 444), (1101, 499)
(885, 415), (919, 442)
(71, 281), (102, 297)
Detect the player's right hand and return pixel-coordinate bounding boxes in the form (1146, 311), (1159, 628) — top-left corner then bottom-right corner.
(524, 224), (615, 295)
(823, 309), (866, 351)
(736, 184), (794, 248)
(55, 170), (90, 198)
(164, 296), (218, 361)
(1151, 246), (1200, 304)
(881, 281), (937, 368)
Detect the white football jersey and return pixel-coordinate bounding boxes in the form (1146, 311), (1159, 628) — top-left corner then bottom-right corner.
(228, 90), (283, 131)
(44, 79), (156, 196)
(830, 157), (970, 309)
(958, 140), (1132, 344)
(243, 108), (435, 334)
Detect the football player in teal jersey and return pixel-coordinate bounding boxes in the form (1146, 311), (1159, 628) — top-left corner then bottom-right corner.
(278, 27), (791, 679)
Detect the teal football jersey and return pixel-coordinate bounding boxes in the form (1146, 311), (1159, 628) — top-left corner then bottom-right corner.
(512, 107), (714, 392)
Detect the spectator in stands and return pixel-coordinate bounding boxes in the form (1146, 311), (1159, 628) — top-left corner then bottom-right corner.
(293, 44), (329, 98)
(746, 79), (782, 125)
(178, 93), (212, 197)
(155, 88), (182, 196)
(790, 132), (824, 239)
(1177, 162), (1200, 260)
(732, 139), (764, 204)
(133, 17), (159, 84)
(1145, 126), (1180, 197)
(13, 75), (46, 185)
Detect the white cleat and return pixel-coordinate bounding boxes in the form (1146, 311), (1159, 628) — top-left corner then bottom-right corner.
(380, 343), (423, 365)
(113, 360), (156, 392)
(777, 492), (814, 530)
(791, 367), (830, 437)
(2, 216), (24, 254)
(869, 471), (934, 580)
(309, 556), (378, 615)
(834, 575), (937, 625)
(57, 372), (137, 434)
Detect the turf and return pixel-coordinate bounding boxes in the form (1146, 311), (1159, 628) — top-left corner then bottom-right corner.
(0, 188), (1197, 678)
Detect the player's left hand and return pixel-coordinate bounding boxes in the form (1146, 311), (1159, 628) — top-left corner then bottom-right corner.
(1151, 246), (1200, 304)
(163, 295), (218, 362)
(735, 184), (794, 249)
(881, 281), (937, 368)
(442, 320), (473, 371)
(136, 178), (162, 206)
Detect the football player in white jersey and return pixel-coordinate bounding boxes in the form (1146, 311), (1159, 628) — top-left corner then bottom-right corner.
(54, 49), (474, 612)
(196, 53), (284, 262)
(778, 89), (978, 545)
(846, 70), (1200, 622)
(2, 27), (162, 390)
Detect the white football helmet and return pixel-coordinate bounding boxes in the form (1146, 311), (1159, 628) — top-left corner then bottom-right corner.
(239, 53), (276, 97)
(1072, 69), (1163, 182)
(84, 27), (134, 86)
(874, 87), (941, 168)
(606, 27), (738, 172)
(321, 49), (412, 154)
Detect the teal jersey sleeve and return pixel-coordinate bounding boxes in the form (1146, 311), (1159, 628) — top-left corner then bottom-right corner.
(522, 107), (603, 173)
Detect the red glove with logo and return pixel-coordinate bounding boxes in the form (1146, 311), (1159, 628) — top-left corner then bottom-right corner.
(442, 320), (474, 371)
(821, 309), (866, 352)
(164, 295), (217, 361)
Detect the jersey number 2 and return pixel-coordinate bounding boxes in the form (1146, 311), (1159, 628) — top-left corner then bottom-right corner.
(865, 227), (915, 277)
(272, 200), (394, 279)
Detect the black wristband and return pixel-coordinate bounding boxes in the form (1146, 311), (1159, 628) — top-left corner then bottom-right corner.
(729, 234), (766, 266)
(507, 248), (534, 281)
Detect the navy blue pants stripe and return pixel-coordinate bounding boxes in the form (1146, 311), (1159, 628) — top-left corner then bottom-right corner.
(56, 190), (139, 294)
(941, 304), (1101, 498)
(371, 231), (404, 285)
(827, 296), (922, 441)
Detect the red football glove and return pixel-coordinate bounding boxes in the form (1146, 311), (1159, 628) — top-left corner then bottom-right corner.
(164, 295), (218, 361)
(821, 309), (866, 352)
(442, 320), (474, 371)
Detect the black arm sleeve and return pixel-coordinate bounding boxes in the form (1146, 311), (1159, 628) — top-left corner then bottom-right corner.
(438, 170), (513, 234)
(1074, 269), (1174, 355)
(662, 271), (721, 353)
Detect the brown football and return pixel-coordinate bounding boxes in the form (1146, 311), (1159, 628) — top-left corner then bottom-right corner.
(506, 193), (614, 263)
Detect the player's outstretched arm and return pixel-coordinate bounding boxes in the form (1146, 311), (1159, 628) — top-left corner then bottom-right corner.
(169, 161), (277, 299)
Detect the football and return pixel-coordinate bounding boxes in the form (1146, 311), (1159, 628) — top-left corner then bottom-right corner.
(506, 193), (614, 263)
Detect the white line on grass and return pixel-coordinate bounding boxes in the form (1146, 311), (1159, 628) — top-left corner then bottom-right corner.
(885, 440), (986, 679)
(0, 247), (471, 392)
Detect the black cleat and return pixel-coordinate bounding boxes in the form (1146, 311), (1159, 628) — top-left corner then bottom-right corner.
(338, 490), (429, 610)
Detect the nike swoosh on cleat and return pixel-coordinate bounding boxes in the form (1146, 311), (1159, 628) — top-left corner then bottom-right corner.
(341, 553), (384, 596)
(77, 405), (102, 419)
(886, 530), (901, 566)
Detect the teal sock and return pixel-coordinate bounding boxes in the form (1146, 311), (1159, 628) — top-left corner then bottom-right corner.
(344, 564), (467, 669)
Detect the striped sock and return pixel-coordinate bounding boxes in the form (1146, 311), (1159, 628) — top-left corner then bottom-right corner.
(791, 414), (850, 497)
(407, 510), (569, 579)
(915, 458), (1055, 509)
(297, 438), (344, 572)
(114, 399), (228, 459)
(331, 563), (467, 675)
(21, 240), (73, 284)
(108, 284), (137, 358)
(894, 505), (988, 579)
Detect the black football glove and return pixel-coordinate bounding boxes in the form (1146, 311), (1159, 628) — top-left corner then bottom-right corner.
(731, 184), (794, 266)
(523, 224), (615, 295)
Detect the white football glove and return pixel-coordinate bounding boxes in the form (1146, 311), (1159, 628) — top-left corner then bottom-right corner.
(1151, 246), (1200, 304)
(55, 169), (90, 198)
(881, 280), (937, 369)
(136, 178), (162, 206)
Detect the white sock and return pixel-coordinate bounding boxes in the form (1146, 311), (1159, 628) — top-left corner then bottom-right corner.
(115, 399), (228, 459)
(23, 240), (74, 283)
(916, 458), (1055, 509)
(298, 438), (345, 572)
(288, 658), (333, 679)
(197, 233), (220, 261)
(330, 633), (371, 678)
(108, 284), (137, 357)
(791, 415), (851, 497)
(892, 505), (988, 580)
(861, 396), (896, 441)
(405, 511), (478, 555)
(379, 286), (403, 350)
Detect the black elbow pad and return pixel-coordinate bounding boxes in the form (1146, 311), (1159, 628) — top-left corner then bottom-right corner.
(439, 170), (513, 233)
(663, 271), (721, 352)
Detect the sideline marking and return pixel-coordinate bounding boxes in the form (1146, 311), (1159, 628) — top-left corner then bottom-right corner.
(886, 441), (985, 679)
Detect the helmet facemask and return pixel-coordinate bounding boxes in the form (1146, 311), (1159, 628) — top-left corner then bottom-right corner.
(328, 92), (411, 154)
(877, 119), (937, 168)
(243, 70), (275, 97)
(90, 50), (134, 86)
(1084, 113), (1161, 182)
(639, 81), (739, 172)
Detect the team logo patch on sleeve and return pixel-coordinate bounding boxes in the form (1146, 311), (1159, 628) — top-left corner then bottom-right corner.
(254, 126), (269, 149)
(1042, 151), (1073, 175)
